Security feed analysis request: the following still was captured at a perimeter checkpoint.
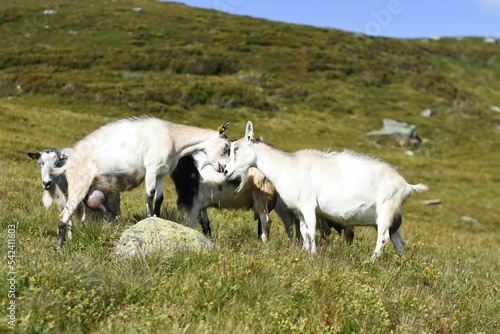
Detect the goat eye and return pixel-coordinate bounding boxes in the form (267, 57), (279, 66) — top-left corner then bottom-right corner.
(234, 147), (239, 153)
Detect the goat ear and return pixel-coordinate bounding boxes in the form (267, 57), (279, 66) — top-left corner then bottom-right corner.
(27, 152), (41, 160)
(218, 120), (231, 136)
(245, 121), (254, 142)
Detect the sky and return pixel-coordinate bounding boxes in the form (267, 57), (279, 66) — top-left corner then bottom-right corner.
(164, 0), (500, 39)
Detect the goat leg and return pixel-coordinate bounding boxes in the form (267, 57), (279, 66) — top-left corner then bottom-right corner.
(154, 192), (163, 217)
(198, 209), (212, 236)
(56, 221), (67, 248)
(146, 189), (155, 217)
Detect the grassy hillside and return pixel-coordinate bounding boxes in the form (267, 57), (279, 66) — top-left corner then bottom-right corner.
(1, 0), (499, 332)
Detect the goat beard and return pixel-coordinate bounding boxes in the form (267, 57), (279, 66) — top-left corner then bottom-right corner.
(42, 189), (54, 209)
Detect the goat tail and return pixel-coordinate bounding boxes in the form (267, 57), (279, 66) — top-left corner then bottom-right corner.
(410, 183), (429, 193)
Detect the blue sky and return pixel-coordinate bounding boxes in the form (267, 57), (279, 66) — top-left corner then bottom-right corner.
(165, 0), (500, 38)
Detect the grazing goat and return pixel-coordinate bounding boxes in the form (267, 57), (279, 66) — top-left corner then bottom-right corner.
(224, 121), (428, 260)
(28, 148), (121, 238)
(51, 117), (231, 247)
(171, 150), (277, 242)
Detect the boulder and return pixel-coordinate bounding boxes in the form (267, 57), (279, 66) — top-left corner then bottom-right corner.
(368, 119), (421, 145)
(114, 217), (216, 257)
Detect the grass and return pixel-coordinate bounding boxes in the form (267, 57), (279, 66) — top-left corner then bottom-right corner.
(1, 0), (500, 332)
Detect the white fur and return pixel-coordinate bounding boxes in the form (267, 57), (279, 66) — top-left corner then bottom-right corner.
(51, 117), (230, 247)
(224, 121), (428, 260)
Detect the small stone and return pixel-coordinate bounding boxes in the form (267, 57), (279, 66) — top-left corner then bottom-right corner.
(490, 106), (500, 113)
(43, 9), (57, 15)
(460, 216), (479, 224)
(421, 109), (437, 117)
(404, 150), (415, 156)
(421, 199), (441, 205)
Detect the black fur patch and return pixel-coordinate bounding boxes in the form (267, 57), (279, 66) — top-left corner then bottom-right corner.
(170, 155), (200, 209)
(389, 213), (402, 235)
(227, 177), (242, 188)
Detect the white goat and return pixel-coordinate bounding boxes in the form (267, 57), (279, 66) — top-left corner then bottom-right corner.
(171, 151), (277, 241)
(28, 148), (121, 238)
(51, 117), (231, 247)
(224, 121), (428, 260)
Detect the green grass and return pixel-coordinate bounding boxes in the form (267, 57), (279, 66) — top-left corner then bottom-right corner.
(1, 0), (500, 332)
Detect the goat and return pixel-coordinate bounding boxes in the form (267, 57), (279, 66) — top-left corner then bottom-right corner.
(28, 148), (121, 238)
(50, 117), (230, 247)
(224, 121), (428, 260)
(171, 150), (277, 242)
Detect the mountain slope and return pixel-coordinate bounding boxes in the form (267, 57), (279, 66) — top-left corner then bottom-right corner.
(1, 0), (498, 117)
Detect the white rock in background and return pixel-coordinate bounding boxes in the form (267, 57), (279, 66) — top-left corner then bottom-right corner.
(421, 199), (441, 205)
(490, 106), (500, 113)
(368, 119), (422, 145)
(421, 109), (437, 117)
(460, 216), (479, 224)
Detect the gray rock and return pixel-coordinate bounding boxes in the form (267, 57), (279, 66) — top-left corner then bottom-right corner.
(43, 9), (57, 15)
(404, 150), (415, 156)
(421, 199), (441, 205)
(460, 216), (479, 224)
(114, 217), (216, 257)
(421, 109), (437, 117)
(368, 119), (421, 144)
(490, 106), (500, 113)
